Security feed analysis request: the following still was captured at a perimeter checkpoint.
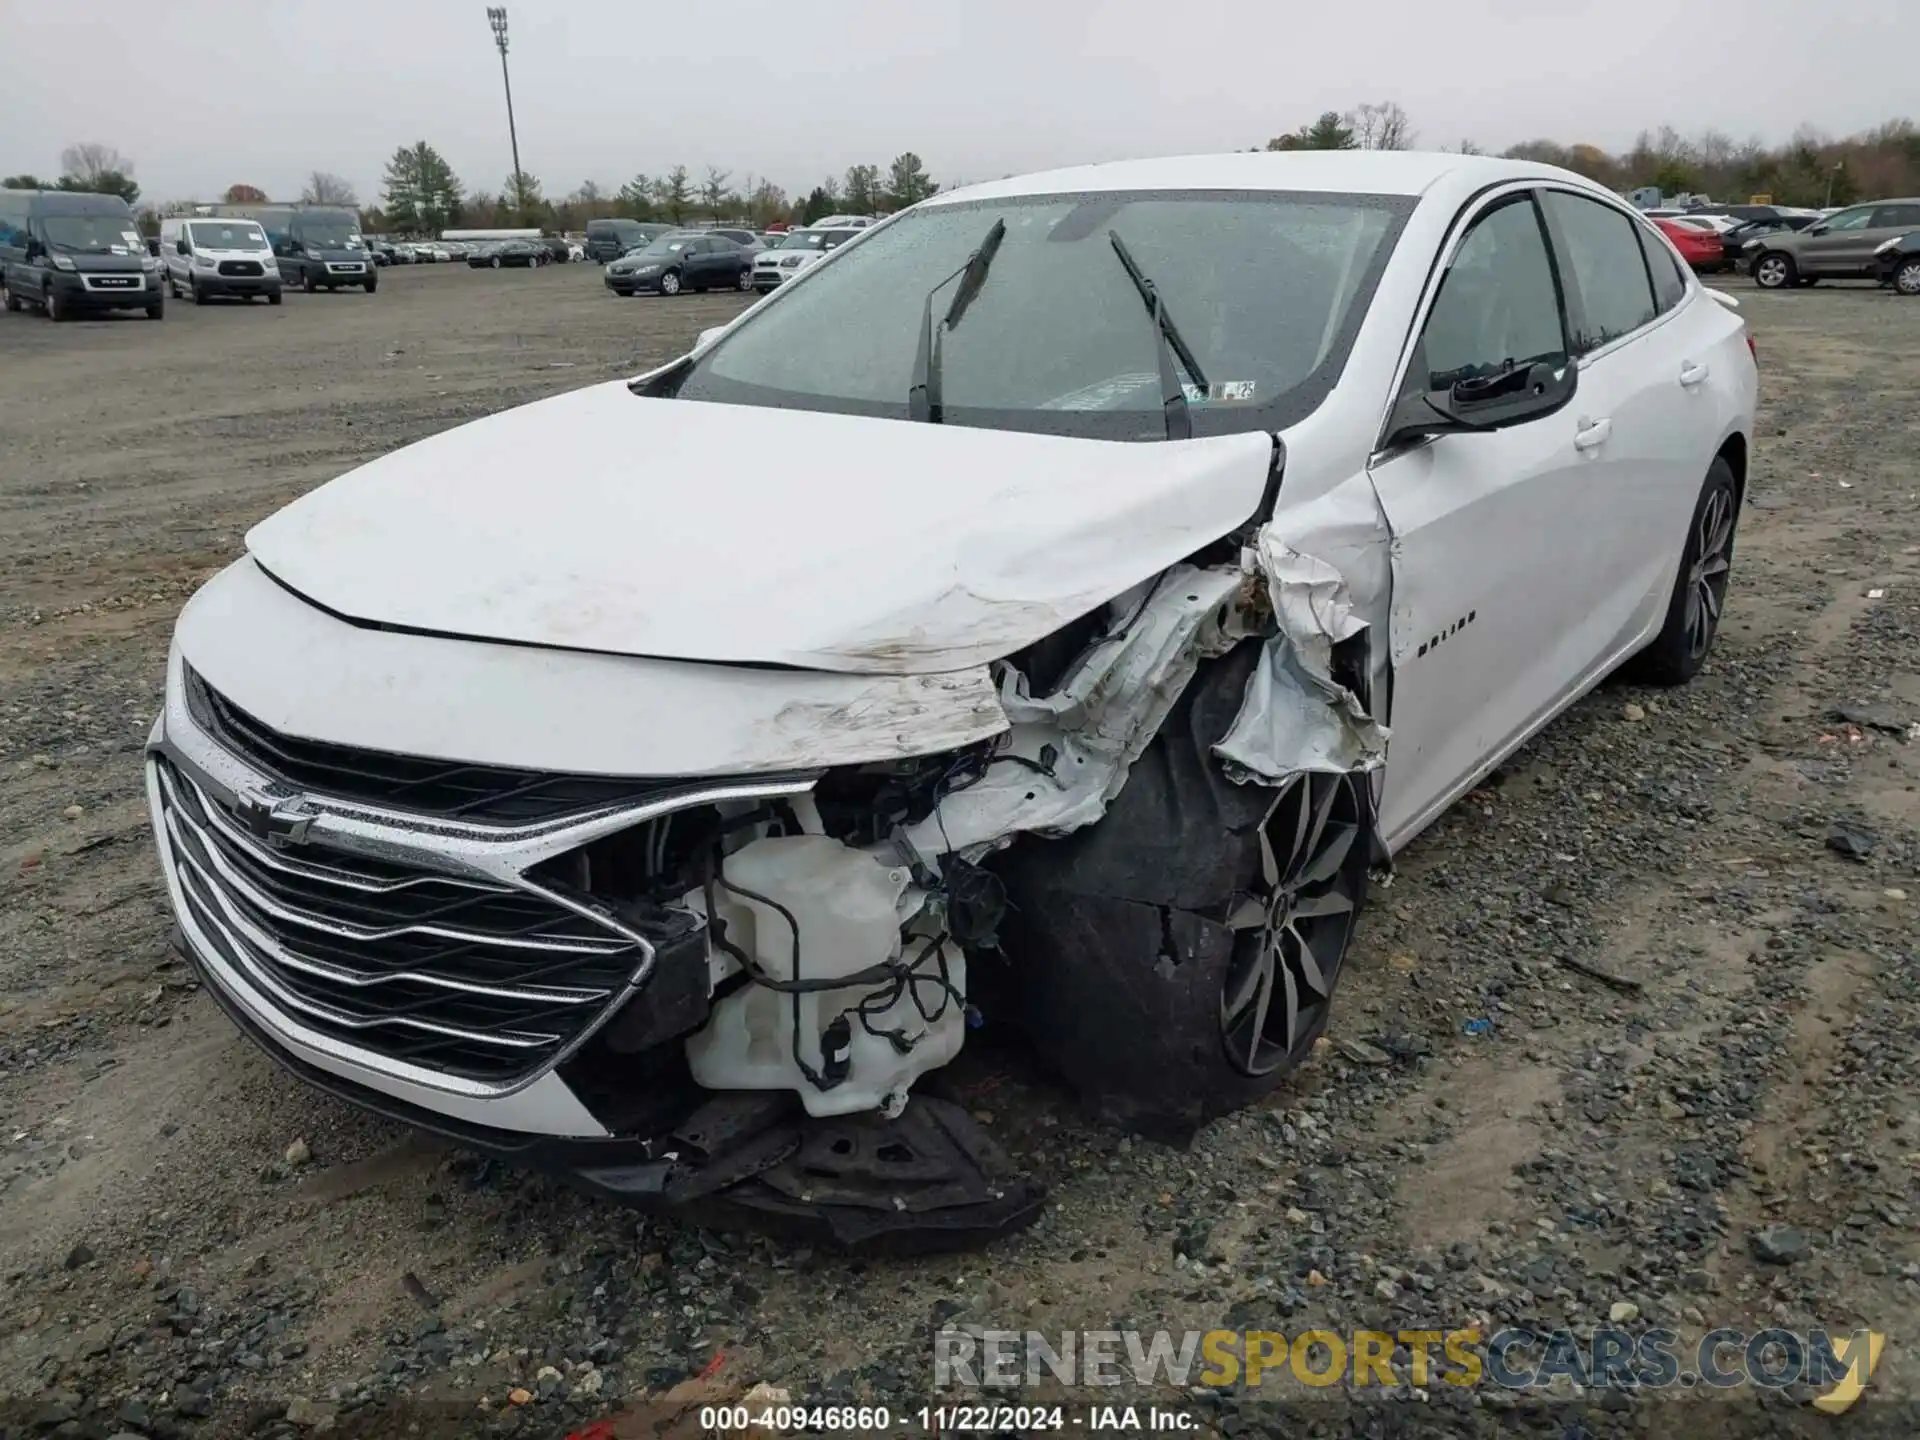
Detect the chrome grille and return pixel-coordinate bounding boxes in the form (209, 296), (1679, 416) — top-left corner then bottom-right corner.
(183, 665), (693, 825)
(153, 756), (643, 1080)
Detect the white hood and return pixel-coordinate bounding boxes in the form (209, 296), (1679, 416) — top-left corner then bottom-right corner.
(245, 382), (1275, 675)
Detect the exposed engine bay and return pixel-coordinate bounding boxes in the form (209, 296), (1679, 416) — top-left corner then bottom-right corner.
(504, 517), (1390, 1251)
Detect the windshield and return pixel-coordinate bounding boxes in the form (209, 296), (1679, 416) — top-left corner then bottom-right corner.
(670, 190), (1414, 441)
(777, 230), (836, 251)
(188, 222), (268, 251)
(295, 222), (363, 249)
(42, 215), (144, 255)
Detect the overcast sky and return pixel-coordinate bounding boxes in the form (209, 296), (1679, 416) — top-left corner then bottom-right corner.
(9, 0), (1915, 206)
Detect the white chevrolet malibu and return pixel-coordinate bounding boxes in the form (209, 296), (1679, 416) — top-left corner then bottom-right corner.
(149, 151), (1756, 1251)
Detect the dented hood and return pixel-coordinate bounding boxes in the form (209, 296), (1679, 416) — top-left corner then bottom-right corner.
(246, 382), (1276, 674)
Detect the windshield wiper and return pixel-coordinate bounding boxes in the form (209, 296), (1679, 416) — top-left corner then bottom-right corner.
(1107, 229), (1208, 440)
(908, 217), (1007, 424)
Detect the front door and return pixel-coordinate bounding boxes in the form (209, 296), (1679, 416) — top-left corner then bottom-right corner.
(1367, 190), (1595, 846)
(1798, 205), (1879, 276)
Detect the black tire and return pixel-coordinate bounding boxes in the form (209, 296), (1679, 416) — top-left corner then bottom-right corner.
(988, 643), (1372, 1143)
(302, 271), (317, 293)
(1895, 258), (1920, 296)
(45, 285), (66, 321)
(2, 281), (19, 312)
(1752, 252), (1795, 289)
(268, 290), (282, 306)
(1631, 457), (1739, 686)
(146, 299), (164, 320)
(735, 267), (753, 291)
(491, 256), (502, 269)
(364, 279), (376, 294)
(190, 280), (204, 305)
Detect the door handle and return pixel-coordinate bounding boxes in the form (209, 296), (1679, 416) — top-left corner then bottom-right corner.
(1573, 417), (1613, 451)
(1678, 361), (1710, 387)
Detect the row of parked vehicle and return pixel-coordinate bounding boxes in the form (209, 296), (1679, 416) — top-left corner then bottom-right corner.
(599, 221), (871, 298)
(363, 235), (588, 266)
(1644, 197), (1920, 293)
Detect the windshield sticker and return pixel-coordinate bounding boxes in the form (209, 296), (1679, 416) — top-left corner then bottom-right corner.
(121, 231), (143, 249)
(1183, 380), (1258, 403)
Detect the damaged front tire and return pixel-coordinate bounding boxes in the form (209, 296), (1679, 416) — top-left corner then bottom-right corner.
(990, 644), (1372, 1143)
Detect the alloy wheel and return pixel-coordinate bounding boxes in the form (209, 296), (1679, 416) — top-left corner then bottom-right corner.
(1896, 260), (1920, 297)
(1755, 255), (1790, 289)
(736, 268), (753, 291)
(1220, 771), (1363, 1076)
(1683, 484), (1735, 659)
(661, 271), (681, 295)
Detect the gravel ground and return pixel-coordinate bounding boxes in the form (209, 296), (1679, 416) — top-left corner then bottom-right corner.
(1, 264), (1915, 1439)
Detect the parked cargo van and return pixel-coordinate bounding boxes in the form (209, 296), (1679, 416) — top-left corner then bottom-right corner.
(584, 217), (670, 263)
(0, 189), (164, 320)
(159, 216), (283, 305)
(216, 204), (374, 292)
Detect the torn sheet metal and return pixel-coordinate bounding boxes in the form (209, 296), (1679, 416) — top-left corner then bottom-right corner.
(1213, 530), (1391, 784)
(901, 564), (1247, 863)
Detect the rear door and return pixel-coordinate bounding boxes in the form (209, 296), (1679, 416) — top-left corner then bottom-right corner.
(1867, 203), (1920, 262)
(1539, 189), (1712, 643)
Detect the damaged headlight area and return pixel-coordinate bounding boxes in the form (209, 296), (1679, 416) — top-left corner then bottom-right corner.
(527, 543), (1388, 1247)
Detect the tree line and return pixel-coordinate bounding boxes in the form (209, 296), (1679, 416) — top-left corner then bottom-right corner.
(1258, 102), (1920, 207)
(17, 114), (1919, 239)
(3, 143), (142, 204)
(1, 142), (940, 239)
(358, 146), (937, 236)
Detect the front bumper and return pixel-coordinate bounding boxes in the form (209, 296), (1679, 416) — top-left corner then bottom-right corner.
(145, 642), (1042, 1250)
(191, 269), (281, 297)
(51, 270), (158, 310)
(606, 270), (665, 292)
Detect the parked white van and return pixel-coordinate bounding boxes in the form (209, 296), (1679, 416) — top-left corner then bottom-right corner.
(159, 217), (283, 305)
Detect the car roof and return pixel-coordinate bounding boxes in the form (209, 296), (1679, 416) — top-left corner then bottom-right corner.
(925, 150), (1588, 206)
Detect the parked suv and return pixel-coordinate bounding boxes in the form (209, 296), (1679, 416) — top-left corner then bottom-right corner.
(160, 217), (283, 304)
(0, 188), (164, 320)
(1748, 198), (1920, 288)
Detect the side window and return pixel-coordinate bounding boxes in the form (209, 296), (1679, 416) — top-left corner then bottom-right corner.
(1872, 204), (1920, 230)
(1541, 191), (1658, 353)
(1417, 194), (1568, 392)
(1823, 208), (1875, 232)
(0, 192), (27, 247)
(1637, 223), (1688, 314)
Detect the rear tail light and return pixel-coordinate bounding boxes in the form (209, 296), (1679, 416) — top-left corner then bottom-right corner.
(1746, 330), (1757, 360)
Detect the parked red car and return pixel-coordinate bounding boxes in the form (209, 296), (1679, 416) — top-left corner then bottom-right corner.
(1652, 217), (1727, 272)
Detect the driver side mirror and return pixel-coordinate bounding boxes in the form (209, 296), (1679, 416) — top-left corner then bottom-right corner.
(175, 239), (190, 256)
(1808, 224), (1829, 236)
(24, 237), (43, 259)
(1382, 351), (1578, 451)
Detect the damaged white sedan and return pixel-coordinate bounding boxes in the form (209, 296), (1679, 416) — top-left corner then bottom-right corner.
(148, 151), (1756, 1251)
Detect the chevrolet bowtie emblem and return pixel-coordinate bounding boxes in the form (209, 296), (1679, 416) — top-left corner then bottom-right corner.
(233, 788), (317, 846)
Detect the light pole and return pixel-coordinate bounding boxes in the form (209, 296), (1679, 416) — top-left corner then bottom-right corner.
(1823, 162), (1843, 209)
(486, 7), (525, 218)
